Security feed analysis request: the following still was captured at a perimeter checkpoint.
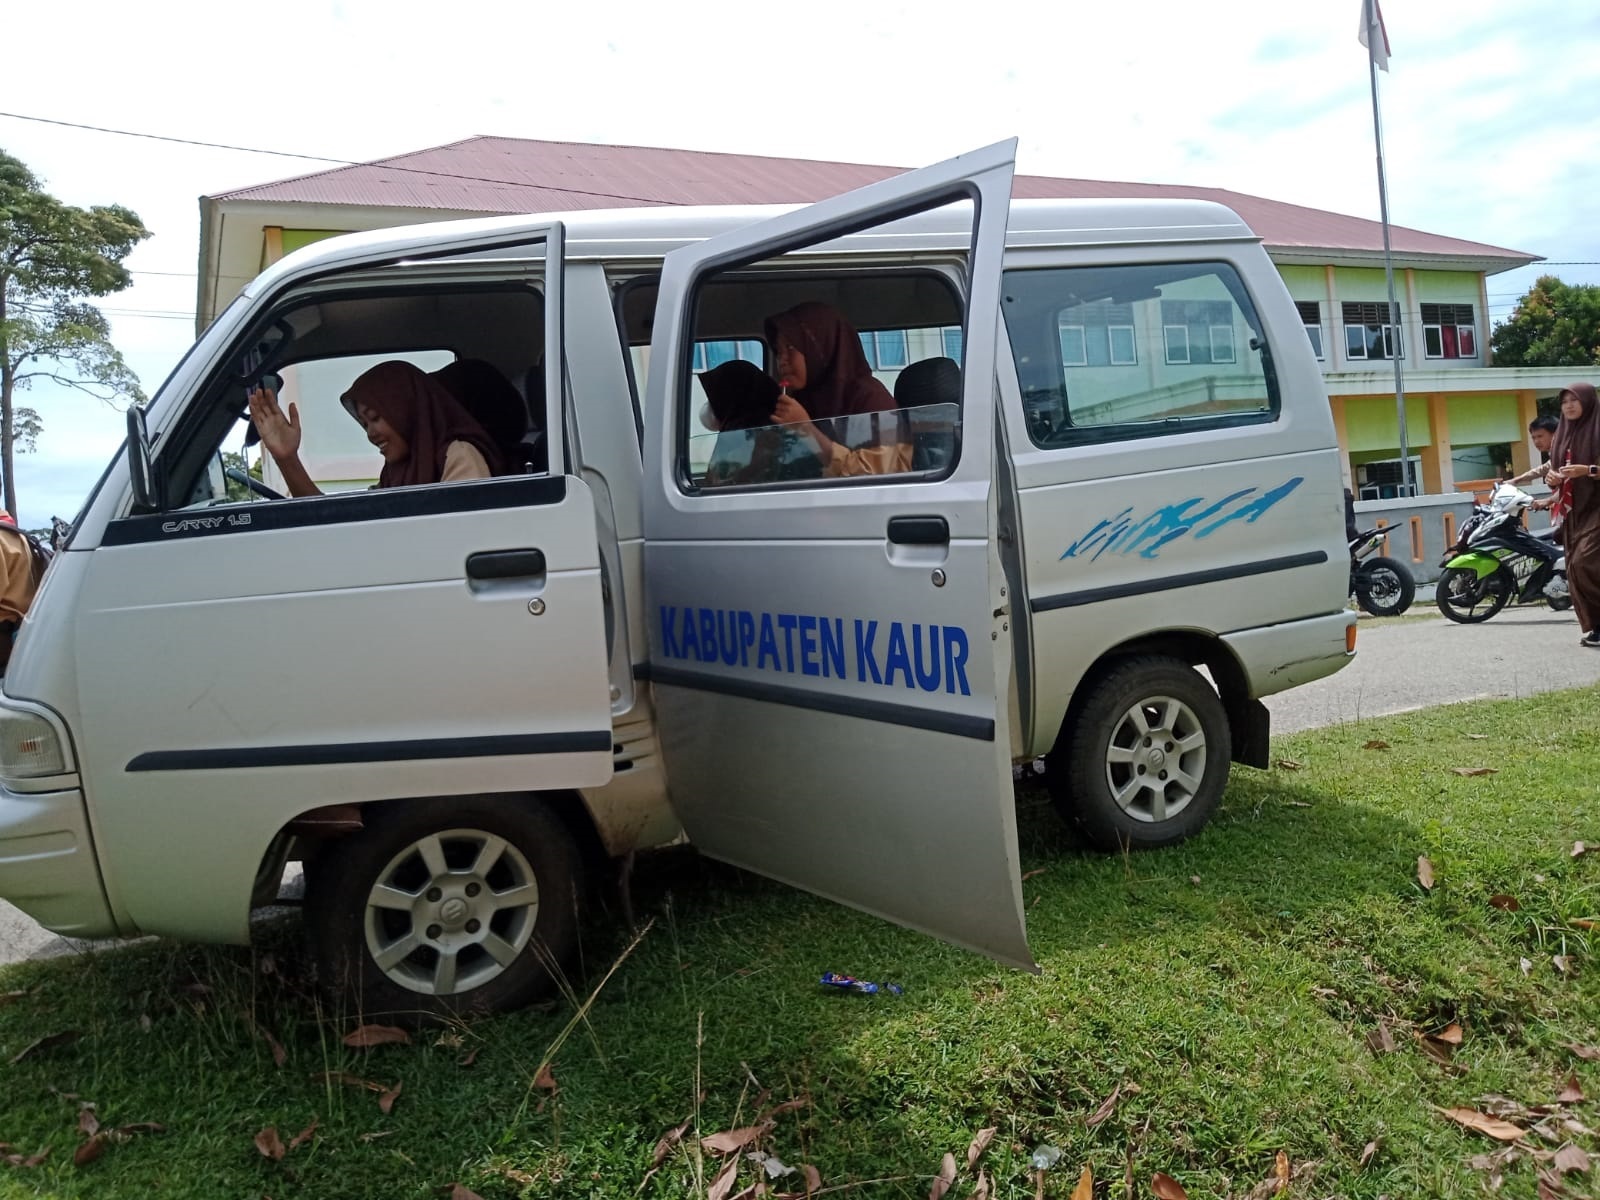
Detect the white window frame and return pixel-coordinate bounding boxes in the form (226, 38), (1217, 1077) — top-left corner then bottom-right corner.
(1107, 323), (1137, 366)
(1423, 324), (1445, 358)
(1209, 323), (1236, 364)
(1457, 324), (1477, 357)
(1059, 323), (1088, 367)
(1164, 324), (1191, 364)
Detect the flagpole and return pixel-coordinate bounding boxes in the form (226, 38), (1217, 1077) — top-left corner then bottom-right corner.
(1366, 6), (1411, 496)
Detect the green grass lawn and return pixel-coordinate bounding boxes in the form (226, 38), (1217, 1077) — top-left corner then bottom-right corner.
(4, 690), (1600, 1199)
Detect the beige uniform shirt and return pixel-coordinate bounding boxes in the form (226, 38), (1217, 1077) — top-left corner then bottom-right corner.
(441, 441), (493, 483)
(0, 530), (40, 626)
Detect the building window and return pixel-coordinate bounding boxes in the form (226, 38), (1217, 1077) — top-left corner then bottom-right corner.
(693, 339), (765, 372)
(857, 330), (910, 370)
(1342, 301), (1403, 361)
(941, 326), (963, 361)
(1295, 300), (1324, 360)
(1160, 299), (1234, 364)
(1421, 303), (1478, 359)
(1056, 303), (1137, 368)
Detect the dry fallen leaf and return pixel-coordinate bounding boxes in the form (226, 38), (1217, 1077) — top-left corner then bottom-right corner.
(1522, 958), (1535, 976)
(802, 1164), (822, 1193)
(254, 1126), (286, 1161)
(342, 1024), (410, 1049)
(1553, 955), (1575, 975)
(77, 1107), (100, 1138)
(1557, 1076), (1584, 1104)
(1275, 1150), (1290, 1188)
(1433, 1023), (1465, 1046)
(764, 1096), (809, 1118)
(1573, 842), (1589, 859)
(73, 1135), (107, 1167)
(493, 1166), (537, 1186)
(1366, 1022), (1398, 1056)
(1537, 1169), (1565, 1200)
(1570, 918), (1596, 931)
(966, 1127), (997, 1169)
(1087, 1083), (1124, 1128)
(288, 1118), (318, 1151)
(1451, 767), (1498, 777)
(459, 1047), (479, 1068)
(702, 1126), (769, 1156)
(1440, 1107), (1527, 1142)
(1489, 894), (1521, 911)
(1553, 1144), (1591, 1174)
(1070, 1165), (1093, 1200)
(1418, 857), (1436, 890)
(1363, 739), (1390, 750)
(651, 1119), (692, 1167)
(972, 1166), (990, 1200)
(1360, 1140), (1379, 1168)
(1189, 875), (1202, 885)
(930, 1152), (957, 1200)
(533, 1063), (558, 1092)
(707, 1159), (739, 1200)
(378, 1083), (402, 1115)
(9, 1030), (80, 1065)
(1275, 759), (1304, 771)
(449, 1186), (486, 1200)
(1151, 1172), (1190, 1199)
(1020, 868), (1047, 882)
(1566, 1043), (1600, 1061)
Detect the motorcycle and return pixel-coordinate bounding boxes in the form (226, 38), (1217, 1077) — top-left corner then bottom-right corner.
(1435, 482), (1569, 623)
(1349, 527), (1416, 616)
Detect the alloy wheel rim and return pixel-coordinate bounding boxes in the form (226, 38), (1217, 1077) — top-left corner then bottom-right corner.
(363, 829), (539, 996)
(1104, 695), (1207, 824)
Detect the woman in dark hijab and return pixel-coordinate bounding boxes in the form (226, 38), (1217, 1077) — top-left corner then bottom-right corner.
(763, 302), (912, 478)
(1545, 382), (1600, 646)
(249, 360), (504, 496)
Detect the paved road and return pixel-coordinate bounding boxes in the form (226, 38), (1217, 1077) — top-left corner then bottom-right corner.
(1266, 606), (1600, 732)
(5, 607), (1598, 968)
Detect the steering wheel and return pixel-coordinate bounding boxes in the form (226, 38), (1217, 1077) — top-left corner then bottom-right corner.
(226, 466), (285, 501)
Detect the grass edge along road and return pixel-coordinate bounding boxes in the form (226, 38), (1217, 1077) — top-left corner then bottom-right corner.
(3, 689), (1600, 1200)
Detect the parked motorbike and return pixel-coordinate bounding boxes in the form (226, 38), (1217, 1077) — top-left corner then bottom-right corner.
(1435, 482), (1569, 623)
(1349, 527), (1416, 616)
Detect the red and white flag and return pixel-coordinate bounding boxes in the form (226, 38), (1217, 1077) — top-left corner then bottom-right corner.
(1359, 0), (1391, 71)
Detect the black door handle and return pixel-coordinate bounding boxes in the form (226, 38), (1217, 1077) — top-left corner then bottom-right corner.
(887, 516), (950, 546)
(465, 549), (547, 580)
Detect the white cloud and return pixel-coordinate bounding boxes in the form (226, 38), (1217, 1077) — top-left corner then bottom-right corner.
(3, 0), (1596, 525)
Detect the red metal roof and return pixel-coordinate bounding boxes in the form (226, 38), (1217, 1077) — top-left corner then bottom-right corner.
(212, 135), (1533, 262)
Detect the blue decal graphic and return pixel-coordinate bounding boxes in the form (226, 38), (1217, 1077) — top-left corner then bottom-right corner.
(658, 606), (972, 696)
(1061, 477), (1304, 562)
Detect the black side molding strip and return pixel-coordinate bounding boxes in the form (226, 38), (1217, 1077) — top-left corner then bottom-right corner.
(648, 663), (995, 742)
(1031, 550), (1330, 614)
(104, 474), (568, 546)
(127, 728), (613, 772)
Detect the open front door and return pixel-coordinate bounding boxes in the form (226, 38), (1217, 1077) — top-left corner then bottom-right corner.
(640, 141), (1033, 969)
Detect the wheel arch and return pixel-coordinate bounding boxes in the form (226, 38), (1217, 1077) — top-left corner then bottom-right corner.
(1047, 629), (1267, 770)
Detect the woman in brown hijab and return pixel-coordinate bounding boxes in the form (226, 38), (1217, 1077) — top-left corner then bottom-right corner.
(249, 360), (504, 496)
(1545, 382), (1600, 646)
(763, 302), (912, 478)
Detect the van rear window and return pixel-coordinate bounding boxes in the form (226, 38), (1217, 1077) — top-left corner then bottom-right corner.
(1001, 261), (1279, 446)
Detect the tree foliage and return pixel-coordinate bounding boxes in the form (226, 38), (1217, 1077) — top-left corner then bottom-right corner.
(1490, 275), (1600, 369)
(0, 149), (150, 517)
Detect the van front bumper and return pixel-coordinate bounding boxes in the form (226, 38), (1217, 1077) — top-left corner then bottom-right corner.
(0, 784), (117, 938)
(1223, 609), (1358, 700)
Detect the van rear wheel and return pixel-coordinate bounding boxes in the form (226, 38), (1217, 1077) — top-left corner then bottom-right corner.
(1048, 656), (1230, 851)
(306, 797), (581, 1022)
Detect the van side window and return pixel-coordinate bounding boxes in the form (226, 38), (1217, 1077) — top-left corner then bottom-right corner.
(1002, 262), (1279, 447)
(623, 273), (963, 492)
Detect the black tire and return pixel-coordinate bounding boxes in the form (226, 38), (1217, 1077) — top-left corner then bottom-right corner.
(1435, 565), (1513, 624)
(1549, 594), (1573, 613)
(1047, 656), (1231, 852)
(1354, 555), (1416, 616)
(306, 796), (582, 1022)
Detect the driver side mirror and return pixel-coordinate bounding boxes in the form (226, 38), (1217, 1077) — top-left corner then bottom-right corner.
(126, 405), (163, 514)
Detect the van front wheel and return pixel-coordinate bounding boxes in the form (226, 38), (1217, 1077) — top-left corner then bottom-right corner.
(306, 797), (581, 1021)
(1049, 656), (1230, 851)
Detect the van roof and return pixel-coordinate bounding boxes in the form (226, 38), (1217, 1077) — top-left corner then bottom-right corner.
(244, 197), (1257, 300)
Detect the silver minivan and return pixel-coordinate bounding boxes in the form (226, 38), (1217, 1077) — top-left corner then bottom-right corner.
(0, 142), (1354, 1015)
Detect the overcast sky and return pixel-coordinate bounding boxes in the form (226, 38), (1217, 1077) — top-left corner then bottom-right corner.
(3, 0), (1597, 526)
